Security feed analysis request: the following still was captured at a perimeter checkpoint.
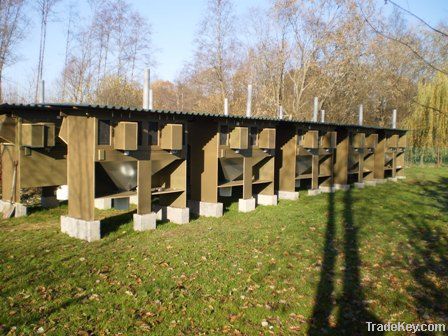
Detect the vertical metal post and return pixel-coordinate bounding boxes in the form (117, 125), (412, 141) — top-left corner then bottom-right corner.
(39, 80), (45, 104)
(149, 89), (153, 110)
(143, 69), (150, 109)
(359, 104), (363, 126)
(392, 109), (397, 129)
(224, 98), (229, 116)
(246, 84), (252, 117)
(278, 105), (283, 120)
(321, 109), (325, 123)
(312, 97), (318, 122)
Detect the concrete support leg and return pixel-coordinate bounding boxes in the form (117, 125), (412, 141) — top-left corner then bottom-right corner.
(353, 182), (365, 189)
(397, 176), (406, 180)
(189, 200), (223, 217)
(278, 190), (299, 200)
(364, 180), (377, 187)
(238, 198), (256, 213)
(94, 198), (112, 210)
(60, 216), (101, 242)
(133, 213), (157, 231)
(307, 189), (321, 196)
(388, 177), (398, 182)
(113, 197), (130, 210)
(375, 179), (387, 184)
(166, 207), (190, 224)
(256, 194), (278, 206)
(319, 186), (335, 193)
(333, 184), (350, 191)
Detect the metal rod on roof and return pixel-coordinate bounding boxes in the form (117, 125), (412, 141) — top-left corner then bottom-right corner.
(143, 69), (150, 109)
(312, 97), (318, 122)
(149, 89), (153, 110)
(38, 80), (45, 104)
(358, 104), (363, 126)
(392, 109), (397, 129)
(224, 98), (229, 116)
(278, 105), (283, 120)
(321, 109), (325, 123)
(246, 84), (252, 117)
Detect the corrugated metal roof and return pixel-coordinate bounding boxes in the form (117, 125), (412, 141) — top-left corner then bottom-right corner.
(0, 102), (406, 131)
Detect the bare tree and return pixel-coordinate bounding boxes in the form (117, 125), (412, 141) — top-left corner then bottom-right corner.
(0, 0), (27, 102)
(35, 0), (61, 99)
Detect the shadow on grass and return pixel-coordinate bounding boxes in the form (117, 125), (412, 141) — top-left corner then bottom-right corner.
(100, 210), (136, 237)
(402, 176), (448, 327)
(308, 188), (383, 335)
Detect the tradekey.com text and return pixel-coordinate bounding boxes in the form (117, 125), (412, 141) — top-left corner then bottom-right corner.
(366, 322), (446, 333)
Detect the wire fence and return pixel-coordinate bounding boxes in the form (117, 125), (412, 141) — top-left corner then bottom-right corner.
(405, 147), (448, 166)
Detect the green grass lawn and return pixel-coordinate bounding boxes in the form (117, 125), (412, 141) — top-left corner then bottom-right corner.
(1, 167), (447, 335)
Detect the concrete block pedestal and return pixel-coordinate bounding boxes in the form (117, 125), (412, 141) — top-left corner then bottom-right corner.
(353, 182), (365, 189)
(397, 176), (406, 180)
(364, 180), (377, 187)
(95, 198), (112, 210)
(333, 184), (350, 191)
(375, 179), (387, 184)
(307, 189), (321, 196)
(319, 186), (335, 193)
(1, 202), (28, 217)
(256, 194), (278, 206)
(167, 207), (190, 224)
(189, 200), (223, 217)
(278, 190), (299, 200)
(238, 198), (256, 212)
(60, 216), (101, 242)
(133, 213), (157, 231)
(388, 177), (398, 182)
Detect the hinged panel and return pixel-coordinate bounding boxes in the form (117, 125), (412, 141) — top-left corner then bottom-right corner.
(160, 123), (183, 150)
(352, 133), (365, 148)
(320, 131), (337, 148)
(258, 128), (276, 149)
(114, 122), (138, 151)
(229, 127), (248, 150)
(302, 130), (319, 149)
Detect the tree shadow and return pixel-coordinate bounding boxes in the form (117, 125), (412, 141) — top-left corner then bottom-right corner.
(308, 188), (383, 335)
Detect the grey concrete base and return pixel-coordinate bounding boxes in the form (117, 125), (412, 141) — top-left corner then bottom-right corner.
(129, 195), (138, 205)
(2, 202), (28, 217)
(319, 186), (335, 193)
(307, 189), (321, 196)
(15, 203), (28, 217)
(56, 185), (68, 201)
(189, 200), (223, 217)
(167, 207), (190, 224)
(353, 182), (365, 189)
(397, 176), (406, 180)
(60, 216), (101, 242)
(278, 190), (299, 200)
(113, 197), (130, 210)
(41, 196), (59, 208)
(333, 184), (350, 191)
(94, 198), (112, 210)
(256, 194), (278, 206)
(375, 179), (388, 184)
(364, 180), (377, 187)
(133, 213), (157, 231)
(153, 205), (166, 221)
(388, 177), (398, 182)
(238, 198), (256, 213)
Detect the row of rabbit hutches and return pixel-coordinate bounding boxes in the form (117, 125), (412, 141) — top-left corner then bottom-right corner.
(0, 103), (406, 241)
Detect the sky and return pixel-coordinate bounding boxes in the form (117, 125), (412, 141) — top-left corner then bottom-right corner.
(3, 0), (448, 99)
